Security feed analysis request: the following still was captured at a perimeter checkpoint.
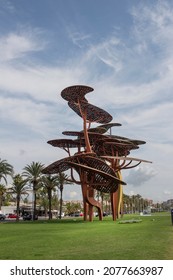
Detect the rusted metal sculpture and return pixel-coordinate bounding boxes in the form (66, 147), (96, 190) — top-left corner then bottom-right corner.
(43, 85), (152, 221)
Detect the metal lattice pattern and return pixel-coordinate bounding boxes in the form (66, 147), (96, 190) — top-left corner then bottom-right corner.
(43, 154), (126, 193)
(47, 139), (84, 149)
(61, 85), (93, 102)
(68, 101), (113, 123)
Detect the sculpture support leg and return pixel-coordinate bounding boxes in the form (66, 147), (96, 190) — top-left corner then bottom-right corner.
(117, 171), (123, 219)
(111, 190), (118, 221)
(88, 187), (94, 222)
(81, 183), (103, 221)
(81, 182), (88, 221)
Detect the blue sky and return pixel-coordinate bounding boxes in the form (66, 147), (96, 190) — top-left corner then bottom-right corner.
(0, 0), (173, 202)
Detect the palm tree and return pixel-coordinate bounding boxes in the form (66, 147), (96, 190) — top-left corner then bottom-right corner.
(40, 175), (59, 220)
(0, 184), (7, 210)
(123, 194), (130, 213)
(8, 174), (29, 221)
(57, 172), (71, 219)
(103, 193), (111, 213)
(23, 162), (44, 220)
(0, 158), (14, 184)
(51, 191), (59, 213)
(37, 188), (49, 217)
(136, 194), (142, 213)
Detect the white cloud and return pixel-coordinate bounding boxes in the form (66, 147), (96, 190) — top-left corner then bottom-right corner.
(68, 29), (91, 48)
(69, 191), (79, 199)
(131, 1), (173, 43)
(0, 0), (15, 14)
(0, 30), (44, 62)
(163, 190), (172, 195)
(0, 64), (84, 103)
(63, 188), (82, 201)
(125, 165), (157, 187)
(84, 36), (123, 72)
(0, 137), (66, 175)
(0, 96), (56, 136)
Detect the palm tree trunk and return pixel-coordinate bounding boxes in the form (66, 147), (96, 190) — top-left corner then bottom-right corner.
(16, 195), (20, 222)
(33, 187), (37, 220)
(59, 185), (63, 219)
(48, 189), (52, 220)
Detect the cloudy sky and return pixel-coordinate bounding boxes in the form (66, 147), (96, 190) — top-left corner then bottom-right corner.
(0, 0), (173, 202)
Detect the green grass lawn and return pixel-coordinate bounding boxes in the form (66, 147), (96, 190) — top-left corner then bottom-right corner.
(0, 213), (173, 260)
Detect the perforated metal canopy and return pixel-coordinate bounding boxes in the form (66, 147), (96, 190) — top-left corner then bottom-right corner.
(42, 154), (126, 193)
(68, 101), (113, 123)
(61, 85), (93, 102)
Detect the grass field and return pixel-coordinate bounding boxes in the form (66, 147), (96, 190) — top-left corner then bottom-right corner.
(0, 213), (173, 260)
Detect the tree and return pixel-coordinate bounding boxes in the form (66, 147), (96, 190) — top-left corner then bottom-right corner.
(51, 191), (59, 212)
(136, 194), (142, 213)
(40, 175), (59, 220)
(23, 162), (44, 220)
(37, 188), (49, 217)
(123, 194), (130, 213)
(103, 193), (111, 213)
(65, 201), (82, 216)
(0, 184), (6, 210)
(0, 158), (14, 184)
(57, 172), (71, 219)
(8, 174), (29, 221)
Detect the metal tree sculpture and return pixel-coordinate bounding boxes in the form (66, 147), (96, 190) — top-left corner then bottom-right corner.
(43, 85), (152, 221)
